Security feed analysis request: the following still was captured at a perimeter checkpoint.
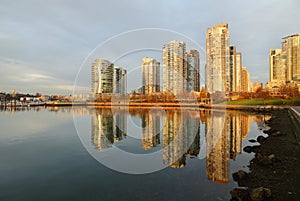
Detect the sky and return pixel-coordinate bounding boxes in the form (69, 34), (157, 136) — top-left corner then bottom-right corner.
(0, 0), (300, 95)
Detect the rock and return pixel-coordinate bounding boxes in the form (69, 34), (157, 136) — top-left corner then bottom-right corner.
(257, 136), (266, 144)
(230, 188), (251, 201)
(249, 139), (257, 143)
(261, 156), (272, 166)
(272, 131), (283, 137)
(255, 153), (273, 166)
(268, 154), (275, 162)
(250, 187), (272, 201)
(233, 170), (249, 181)
(243, 146), (252, 153)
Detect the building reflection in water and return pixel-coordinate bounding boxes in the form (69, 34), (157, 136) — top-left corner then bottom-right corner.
(162, 110), (200, 168)
(141, 110), (160, 150)
(91, 109), (127, 151)
(90, 108), (263, 184)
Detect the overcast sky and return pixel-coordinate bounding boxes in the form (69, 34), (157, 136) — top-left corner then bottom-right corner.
(0, 0), (299, 95)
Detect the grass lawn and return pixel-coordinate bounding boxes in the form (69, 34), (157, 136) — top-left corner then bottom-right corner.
(226, 98), (300, 105)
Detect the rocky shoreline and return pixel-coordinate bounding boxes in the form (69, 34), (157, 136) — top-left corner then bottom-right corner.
(230, 109), (300, 201)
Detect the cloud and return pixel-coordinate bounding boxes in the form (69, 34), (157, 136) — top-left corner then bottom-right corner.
(0, 0), (299, 92)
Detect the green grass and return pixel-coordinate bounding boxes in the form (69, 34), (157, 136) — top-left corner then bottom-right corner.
(226, 98), (300, 106)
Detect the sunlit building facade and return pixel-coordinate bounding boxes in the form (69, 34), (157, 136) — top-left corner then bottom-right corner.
(113, 66), (127, 95)
(229, 46), (242, 92)
(162, 40), (187, 95)
(282, 34), (300, 82)
(206, 23), (230, 93)
(186, 50), (200, 92)
(91, 59), (114, 94)
(142, 58), (160, 94)
(269, 49), (287, 84)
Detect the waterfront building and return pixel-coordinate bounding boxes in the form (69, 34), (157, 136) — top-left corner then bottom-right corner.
(269, 49), (287, 84)
(142, 58), (160, 94)
(92, 59), (127, 95)
(282, 34), (300, 82)
(186, 50), (200, 92)
(113, 66), (127, 95)
(206, 23), (230, 94)
(229, 46), (242, 92)
(236, 52), (242, 92)
(162, 40), (187, 96)
(91, 59), (114, 94)
(241, 66), (252, 92)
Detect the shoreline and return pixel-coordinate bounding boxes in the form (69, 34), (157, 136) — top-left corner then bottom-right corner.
(231, 109), (300, 201)
(0, 101), (292, 112)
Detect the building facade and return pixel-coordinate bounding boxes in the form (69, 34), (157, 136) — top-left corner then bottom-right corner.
(241, 66), (252, 92)
(269, 49), (287, 84)
(186, 50), (200, 92)
(282, 34), (300, 82)
(206, 23), (230, 94)
(142, 57), (160, 94)
(91, 59), (114, 94)
(113, 66), (127, 95)
(92, 58), (127, 95)
(162, 40), (187, 96)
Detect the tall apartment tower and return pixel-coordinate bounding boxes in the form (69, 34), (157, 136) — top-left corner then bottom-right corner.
(113, 66), (127, 95)
(186, 50), (200, 92)
(269, 49), (287, 83)
(92, 59), (126, 95)
(241, 66), (252, 92)
(91, 59), (114, 94)
(142, 57), (160, 94)
(282, 34), (300, 82)
(229, 46), (243, 92)
(206, 23), (230, 94)
(235, 52), (242, 92)
(162, 40), (187, 96)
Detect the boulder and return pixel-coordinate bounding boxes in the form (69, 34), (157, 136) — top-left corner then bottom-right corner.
(249, 139), (257, 143)
(243, 146), (252, 153)
(257, 136), (266, 144)
(230, 188), (251, 201)
(233, 170), (249, 181)
(250, 187), (271, 201)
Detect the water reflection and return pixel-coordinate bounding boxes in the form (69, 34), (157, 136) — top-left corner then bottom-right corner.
(91, 109), (127, 151)
(1, 106), (270, 184)
(88, 108), (270, 183)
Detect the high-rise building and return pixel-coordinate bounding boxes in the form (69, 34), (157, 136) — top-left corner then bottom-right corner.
(113, 66), (127, 95)
(282, 34), (300, 82)
(121, 69), (127, 95)
(241, 66), (252, 92)
(91, 59), (114, 94)
(206, 23), (230, 94)
(269, 49), (287, 84)
(236, 52), (242, 92)
(142, 58), (160, 94)
(92, 59), (127, 95)
(186, 50), (200, 92)
(229, 46), (237, 92)
(162, 40), (187, 96)
(229, 46), (242, 92)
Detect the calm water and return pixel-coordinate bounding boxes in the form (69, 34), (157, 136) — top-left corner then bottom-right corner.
(0, 107), (270, 201)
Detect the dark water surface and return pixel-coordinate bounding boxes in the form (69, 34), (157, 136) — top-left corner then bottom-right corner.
(0, 107), (270, 201)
